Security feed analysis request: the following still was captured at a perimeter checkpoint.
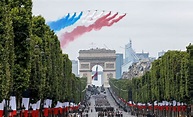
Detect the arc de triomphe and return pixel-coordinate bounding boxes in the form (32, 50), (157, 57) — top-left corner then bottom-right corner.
(78, 48), (116, 87)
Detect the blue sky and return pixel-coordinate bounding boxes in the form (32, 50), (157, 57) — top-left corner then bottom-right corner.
(32, 0), (193, 60)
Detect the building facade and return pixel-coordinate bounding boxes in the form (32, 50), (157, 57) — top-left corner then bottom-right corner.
(116, 53), (123, 79)
(136, 51), (149, 60)
(78, 48), (116, 87)
(122, 40), (139, 74)
(71, 60), (78, 77)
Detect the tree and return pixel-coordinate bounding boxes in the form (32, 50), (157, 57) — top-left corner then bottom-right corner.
(10, 0), (33, 101)
(0, 1), (14, 100)
(110, 49), (190, 104)
(187, 44), (193, 103)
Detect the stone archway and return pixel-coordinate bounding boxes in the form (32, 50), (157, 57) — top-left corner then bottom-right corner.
(78, 48), (116, 87)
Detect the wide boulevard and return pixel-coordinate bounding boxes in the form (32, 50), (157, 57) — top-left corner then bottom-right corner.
(81, 86), (135, 117)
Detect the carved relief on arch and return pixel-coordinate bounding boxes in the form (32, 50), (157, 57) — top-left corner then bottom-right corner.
(105, 62), (115, 69)
(80, 63), (89, 69)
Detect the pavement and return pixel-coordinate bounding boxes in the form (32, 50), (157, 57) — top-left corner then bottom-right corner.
(85, 87), (135, 117)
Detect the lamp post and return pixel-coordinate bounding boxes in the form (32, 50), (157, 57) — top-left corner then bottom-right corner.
(4, 98), (9, 117)
(20, 104), (25, 117)
(4, 98), (13, 117)
(79, 81), (82, 102)
(28, 105), (33, 117)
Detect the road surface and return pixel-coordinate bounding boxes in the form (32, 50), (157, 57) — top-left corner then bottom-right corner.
(84, 88), (135, 117)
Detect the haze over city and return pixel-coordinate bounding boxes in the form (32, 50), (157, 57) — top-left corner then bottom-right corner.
(1, 1), (193, 116)
(32, 0), (193, 60)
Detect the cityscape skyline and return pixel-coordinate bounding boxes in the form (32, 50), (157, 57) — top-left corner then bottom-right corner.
(33, 0), (193, 60)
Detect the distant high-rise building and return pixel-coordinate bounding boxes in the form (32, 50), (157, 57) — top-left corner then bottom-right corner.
(136, 50), (149, 60)
(122, 40), (139, 74)
(158, 50), (166, 58)
(124, 40), (139, 63)
(71, 60), (78, 76)
(116, 53), (123, 79)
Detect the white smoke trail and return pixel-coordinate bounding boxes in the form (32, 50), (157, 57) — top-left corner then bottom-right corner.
(57, 10), (95, 38)
(85, 11), (105, 26)
(82, 10), (97, 24)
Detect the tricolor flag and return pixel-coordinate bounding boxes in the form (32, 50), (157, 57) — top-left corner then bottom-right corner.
(9, 96), (17, 117)
(0, 100), (5, 117)
(92, 65), (98, 80)
(22, 98), (30, 117)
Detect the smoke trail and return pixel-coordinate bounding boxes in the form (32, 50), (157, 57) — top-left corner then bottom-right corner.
(62, 10), (105, 33)
(48, 12), (84, 32)
(62, 11), (89, 33)
(65, 12), (77, 27)
(94, 12), (118, 31)
(92, 11), (105, 20)
(48, 13), (70, 32)
(93, 12), (111, 25)
(81, 11), (90, 21)
(60, 12), (111, 48)
(106, 12), (118, 21)
(60, 12), (126, 48)
(86, 11), (105, 25)
(82, 10), (97, 24)
(66, 12), (83, 27)
(108, 14), (126, 26)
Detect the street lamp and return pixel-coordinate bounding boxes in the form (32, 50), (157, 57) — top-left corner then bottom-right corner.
(80, 81), (82, 103)
(20, 104), (25, 117)
(4, 98), (13, 117)
(28, 105), (33, 117)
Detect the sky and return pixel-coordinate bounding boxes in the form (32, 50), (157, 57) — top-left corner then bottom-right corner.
(32, 0), (193, 60)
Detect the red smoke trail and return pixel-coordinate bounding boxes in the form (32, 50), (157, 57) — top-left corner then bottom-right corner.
(94, 12), (118, 31)
(60, 12), (126, 48)
(93, 12), (111, 24)
(108, 14), (126, 26)
(106, 12), (118, 21)
(60, 12), (112, 48)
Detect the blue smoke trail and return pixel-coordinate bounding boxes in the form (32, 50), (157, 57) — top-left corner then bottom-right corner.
(48, 12), (83, 32)
(66, 12), (83, 27)
(64, 12), (76, 27)
(47, 13), (70, 32)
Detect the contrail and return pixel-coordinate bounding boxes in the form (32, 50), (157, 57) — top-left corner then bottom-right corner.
(47, 12), (83, 32)
(86, 11), (105, 25)
(65, 12), (83, 27)
(64, 10), (97, 32)
(94, 12), (118, 31)
(58, 10), (104, 39)
(47, 13), (70, 32)
(108, 14), (126, 26)
(82, 10), (97, 24)
(60, 12), (126, 48)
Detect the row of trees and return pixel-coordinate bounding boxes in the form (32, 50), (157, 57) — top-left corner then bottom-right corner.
(110, 44), (193, 104)
(0, 0), (86, 105)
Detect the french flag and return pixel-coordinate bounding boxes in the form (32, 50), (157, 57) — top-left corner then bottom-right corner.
(21, 98), (30, 117)
(30, 103), (37, 117)
(92, 65), (98, 80)
(43, 99), (52, 117)
(0, 100), (5, 117)
(9, 96), (17, 117)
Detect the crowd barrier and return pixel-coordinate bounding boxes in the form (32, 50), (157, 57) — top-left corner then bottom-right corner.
(108, 87), (191, 117)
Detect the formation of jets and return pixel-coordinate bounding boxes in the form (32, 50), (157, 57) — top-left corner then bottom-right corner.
(81, 9), (126, 14)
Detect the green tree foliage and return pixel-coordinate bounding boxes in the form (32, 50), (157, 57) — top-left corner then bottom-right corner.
(71, 76), (87, 103)
(0, 0), (86, 105)
(110, 49), (191, 103)
(30, 16), (85, 103)
(186, 44), (193, 103)
(10, 0), (33, 99)
(0, 1), (14, 100)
